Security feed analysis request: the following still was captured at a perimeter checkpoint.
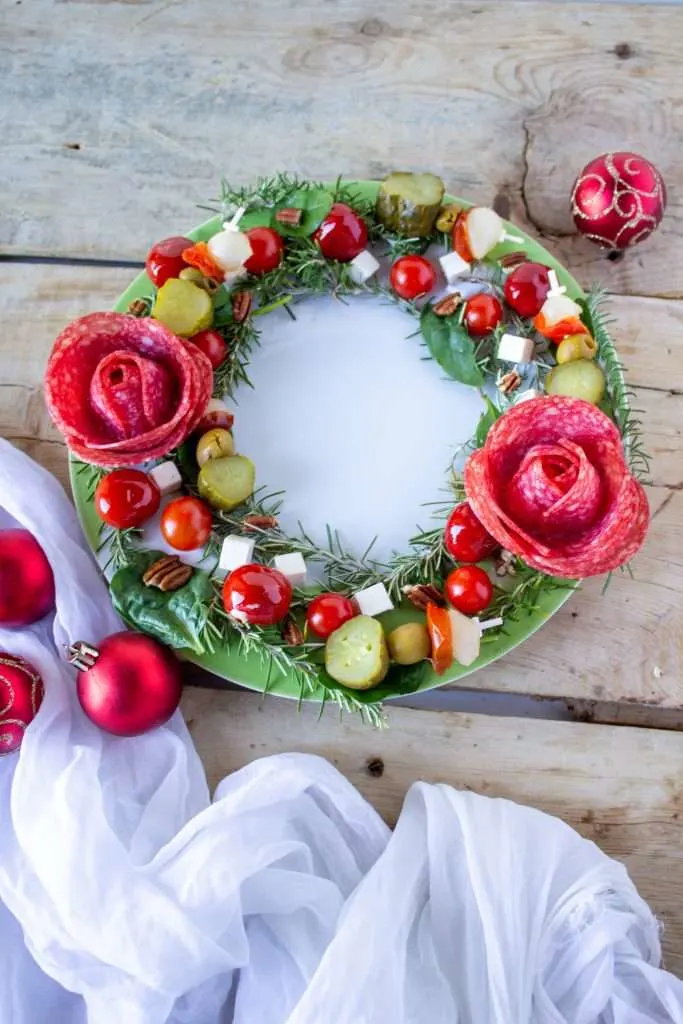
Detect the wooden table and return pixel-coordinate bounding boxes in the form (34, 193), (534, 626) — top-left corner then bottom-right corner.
(2, 0), (683, 971)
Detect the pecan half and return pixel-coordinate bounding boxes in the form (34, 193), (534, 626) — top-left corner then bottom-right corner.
(143, 555), (193, 592)
(275, 207), (303, 226)
(433, 292), (463, 317)
(232, 290), (252, 324)
(500, 250), (528, 269)
(402, 583), (445, 610)
(127, 298), (150, 318)
(282, 617), (304, 646)
(242, 513), (279, 531)
(498, 369), (522, 395)
(495, 550), (516, 577)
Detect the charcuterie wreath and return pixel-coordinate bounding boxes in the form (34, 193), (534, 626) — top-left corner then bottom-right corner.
(47, 174), (650, 725)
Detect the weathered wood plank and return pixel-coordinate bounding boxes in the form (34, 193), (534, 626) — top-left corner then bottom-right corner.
(181, 687), (683, 972)
(1, 1), (681, 298)
(0, 263), (680, 707)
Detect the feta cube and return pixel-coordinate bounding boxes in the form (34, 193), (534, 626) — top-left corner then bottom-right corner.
(496, 332), (534, 364)
(349, 249), (380, 285)
(353, 581), (394, 617)
(439, 251), (470, 283)
(514, 388), (542, 404)
(218, 535), (255, 574)
(273, 552), (308, 586)
(148, 461), (182, 497)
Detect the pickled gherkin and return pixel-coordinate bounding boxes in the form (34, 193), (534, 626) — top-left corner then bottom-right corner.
(325, 616), (389, 689)
(376, 172), (445, 237)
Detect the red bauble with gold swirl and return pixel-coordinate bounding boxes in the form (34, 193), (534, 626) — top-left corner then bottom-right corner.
(0, 653), (44, 755)
(571, 152), (666, 250)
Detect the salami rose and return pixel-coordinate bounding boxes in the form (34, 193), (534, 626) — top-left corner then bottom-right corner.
(463, 396), (649, 578)
(44, 313), (213, 467)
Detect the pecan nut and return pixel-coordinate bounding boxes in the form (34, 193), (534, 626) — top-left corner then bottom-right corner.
(498, 369), (522, 395)
(500, 250), (528, 269)
(275, 207), (303, 226)
(232, 290), (252, 324)
(242, 513), (279, 531)
(495, 550), (516, 577)
(433, 292), (463, 317)
(282, 617), (304, 646)
(127, 298), (150, 318)
(402, 583), (445, 610)
(142, 555), (193, 592)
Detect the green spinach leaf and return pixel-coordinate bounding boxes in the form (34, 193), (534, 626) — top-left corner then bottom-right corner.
(420, 305), (484, 387)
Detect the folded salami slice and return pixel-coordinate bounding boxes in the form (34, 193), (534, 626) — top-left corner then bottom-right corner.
(45, 313), (212, 467)
(464, 396), (649, 578)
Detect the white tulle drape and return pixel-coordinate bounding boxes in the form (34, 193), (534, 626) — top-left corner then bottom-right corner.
(1, 439), (682, 1024)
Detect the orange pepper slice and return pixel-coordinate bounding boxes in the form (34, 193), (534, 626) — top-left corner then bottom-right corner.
(426, 602), (453, 675)
(182, 242), (225, 282)
(533, 312), (590, 343)
(451, 211), (474, 264)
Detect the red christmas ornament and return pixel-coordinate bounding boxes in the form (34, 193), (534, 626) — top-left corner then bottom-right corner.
(571, 152), (666, 250)
(68, 632), (182, 737)
(0, 653), (44, 755)
(0, 530), (55, 628)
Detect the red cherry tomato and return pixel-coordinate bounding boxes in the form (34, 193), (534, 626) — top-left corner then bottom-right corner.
(306, 593), (357, 639)
(504, 262), (551, 319)
(425, 603), (453, 676)
(463, 293), (504, 337)
(222, 564), (292, 625)
(94, 469), (160, 530)
(244, 227), (285, 276)
(444, 502), (499, 563)
(389, 255), (437, 301)
(445, 565), (493, 615)
(160, 497), (212, 551)
(188, 329), (228, 369)
(313, 203), (368, 262)
(145, 236), (193, 288)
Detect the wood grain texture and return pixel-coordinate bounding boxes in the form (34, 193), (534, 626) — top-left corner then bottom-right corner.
(1, 1), (681, 298)
(0, 262), (680, 707)
(181, 687), (683, 971)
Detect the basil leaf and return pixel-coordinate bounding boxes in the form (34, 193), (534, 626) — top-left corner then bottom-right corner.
(110, 550), (213, 655)
(420, 305), (484, 387)
(273, 187), (333, 238)
(474, 394), (501, 447)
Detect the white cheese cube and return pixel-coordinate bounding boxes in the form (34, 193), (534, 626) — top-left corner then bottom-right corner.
(273, 552), (308, 586)
(349, 249), (380, 285)
(439, 250), (471, 283)
(496, 332), (534, 364)
(218, 535), (255, 574)
(148, 461), (182, 497)
(353, 582), (394, 617)
(514, 388), (542, 404)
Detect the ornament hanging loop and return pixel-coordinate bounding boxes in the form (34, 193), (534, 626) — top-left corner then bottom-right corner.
(67, 641), (100, 671)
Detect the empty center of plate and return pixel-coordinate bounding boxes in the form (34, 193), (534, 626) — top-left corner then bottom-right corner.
(233, 294), (484, 564)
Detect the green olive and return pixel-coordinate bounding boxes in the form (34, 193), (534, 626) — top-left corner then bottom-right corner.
(555, 333), (597, 364)
(196, 428), (234, 467)
(435, 204), (461, 233)
(197, 455), (255, 511)
(387, 622), (430, 665)
(546, 359), (606, 405)
(179, 267), (221, 296)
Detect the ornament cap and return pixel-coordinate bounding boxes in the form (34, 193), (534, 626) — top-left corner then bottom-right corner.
(67, 641), (100, 672)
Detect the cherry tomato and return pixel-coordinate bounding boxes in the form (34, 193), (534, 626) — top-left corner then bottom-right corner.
(463, 293), (504, 337)
(244, 227), (285, 276)
(188, 328), (228, 369)
(306, 593), (357, 639)
(94, 469), (160, 530)
(145, 236), (193, 288)
(389, 255), (437, 301)
(160, 496), (212, 551)
(444, 502), (499, 563)
(313, 203), (367, 262)
(504, 262), (551, 318)
(222, 563), (292, 625)
(445, 566), (493, 615)
(425, 602), (453, 676)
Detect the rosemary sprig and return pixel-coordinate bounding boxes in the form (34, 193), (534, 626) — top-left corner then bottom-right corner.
(73, 460), (106, 501)
(211, 313), (261, 398)
(489, 559), (573, 625)
(100, 526), (142, 574)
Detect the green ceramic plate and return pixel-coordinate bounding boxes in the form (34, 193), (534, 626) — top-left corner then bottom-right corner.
(70, 180), (621, 703)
